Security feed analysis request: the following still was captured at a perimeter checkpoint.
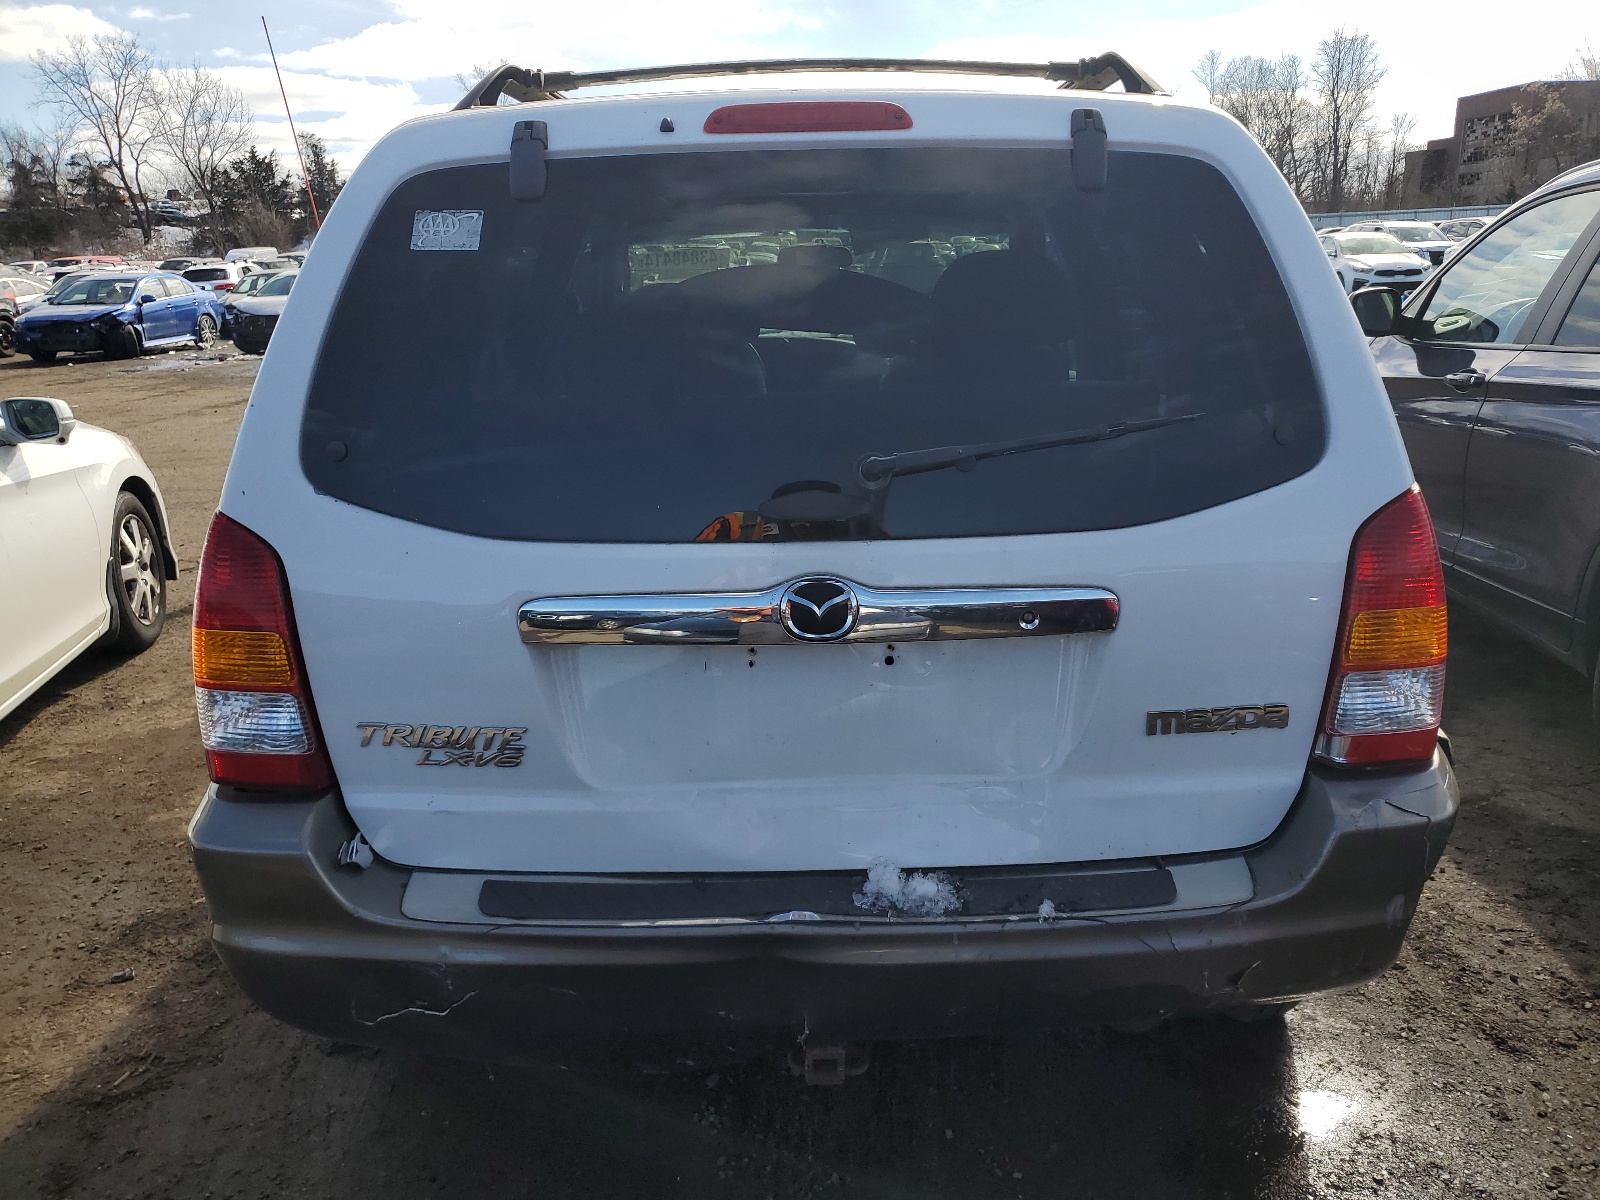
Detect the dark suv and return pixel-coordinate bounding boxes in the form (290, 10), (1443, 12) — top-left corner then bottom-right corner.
(1352, 160), (1600, 710)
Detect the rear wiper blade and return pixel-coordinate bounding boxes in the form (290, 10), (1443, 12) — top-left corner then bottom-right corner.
(854, 412), (1205, 487)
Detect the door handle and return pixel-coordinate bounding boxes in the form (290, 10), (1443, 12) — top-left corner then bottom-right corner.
(1444, 369), (1485, 392)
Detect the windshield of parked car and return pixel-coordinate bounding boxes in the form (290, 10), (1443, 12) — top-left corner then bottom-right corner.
(1335, 235), (1410, 256)
(42, 273), (87, 298)
(304, 148), (1324, 543)
(49, 276), (136, 305)
(1388, 225), (1444, 243)
(231, 273), (269, 296)
(258, 272), (297, 296)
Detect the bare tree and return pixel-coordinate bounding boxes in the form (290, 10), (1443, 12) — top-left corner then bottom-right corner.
(1561, 43), (1599, 81)
(1308, 28), (1385, 211)
(156, 64), (254, 217)
(1194, 51), (1311, 194)
(453, 63), (498, 93)
(1, 111), (83, 209)
(32, 33), (162, 241)
(1193, 50), (1224, 102)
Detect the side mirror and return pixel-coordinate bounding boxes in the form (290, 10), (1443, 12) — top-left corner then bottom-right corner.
(138, 293), (158, 305)
(0, 396), (75, 445)
(1350, 286), (1402, 338)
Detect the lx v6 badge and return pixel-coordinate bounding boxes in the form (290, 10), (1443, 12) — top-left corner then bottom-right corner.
(357, 723), (527, 767)
(1146, 705), (1289, 736)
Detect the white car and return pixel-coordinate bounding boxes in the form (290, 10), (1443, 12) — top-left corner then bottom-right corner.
(1320, 230), (1432, 294)
(224, 246), (280, 264)
(1342, 220), (1455, 268)
(185, 56), (1457, 1071)
(5, 273), (51, 312)
(0, 396), (175, 722)
(181, 261), (251, 295)
(1436, 217), (1490, 242)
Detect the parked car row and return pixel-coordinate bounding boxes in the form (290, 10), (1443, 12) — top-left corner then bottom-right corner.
(2, 259), (300, 362)
(12, 271), (225, 362)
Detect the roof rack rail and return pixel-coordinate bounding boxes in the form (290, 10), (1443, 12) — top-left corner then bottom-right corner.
(454, 54), (1163, 111)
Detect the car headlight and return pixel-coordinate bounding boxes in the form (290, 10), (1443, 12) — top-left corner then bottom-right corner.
(1345, 258), (1371, 270)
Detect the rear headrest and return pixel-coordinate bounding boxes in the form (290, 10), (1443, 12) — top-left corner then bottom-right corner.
(930, 250), (1075, 340)
(777, 242), (853, 270)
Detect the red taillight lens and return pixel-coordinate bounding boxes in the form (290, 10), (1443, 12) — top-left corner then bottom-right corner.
(704, 101), (912, 134)
(192, 512), (333, 791)
(213, 282), (234, 291)
(1315, 487), (1447, 768)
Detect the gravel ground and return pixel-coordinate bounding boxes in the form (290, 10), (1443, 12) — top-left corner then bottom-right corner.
(0, 348), (1596, 1200)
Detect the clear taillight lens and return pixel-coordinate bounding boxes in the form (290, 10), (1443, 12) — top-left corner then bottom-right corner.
(195, 689), (314, 754)
(1314, 487), (1447, 769)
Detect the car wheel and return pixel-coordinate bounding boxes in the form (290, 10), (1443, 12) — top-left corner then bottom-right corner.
(102, 493), (166, 654)
(236, 338), (264, 355)
(103, 324), (141, 360)
(28, 349), (57, 364)
(0, 317), (15, 358)
(195, 313), (217, 348)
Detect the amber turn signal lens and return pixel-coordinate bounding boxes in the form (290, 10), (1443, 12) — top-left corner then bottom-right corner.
(193, 627), (293, 687)
(1343, 605), (1447, 668)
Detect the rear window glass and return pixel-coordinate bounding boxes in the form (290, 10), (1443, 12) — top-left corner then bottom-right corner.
(184, 268), (230, 282)
(303, 148), (1323, 542)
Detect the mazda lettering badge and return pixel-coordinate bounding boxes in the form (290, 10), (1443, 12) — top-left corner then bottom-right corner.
(779, 578), (859, 641)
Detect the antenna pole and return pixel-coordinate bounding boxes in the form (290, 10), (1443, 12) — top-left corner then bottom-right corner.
(262, 16), (321, 231)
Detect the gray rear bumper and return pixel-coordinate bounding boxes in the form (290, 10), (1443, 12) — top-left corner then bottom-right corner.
(188, 751), (1456, 1062)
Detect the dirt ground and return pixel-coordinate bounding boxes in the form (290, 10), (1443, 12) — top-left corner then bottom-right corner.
(0, 348), (1597, 1200)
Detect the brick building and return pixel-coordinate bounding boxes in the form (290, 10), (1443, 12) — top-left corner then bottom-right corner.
(1401, 79), (1600, 206)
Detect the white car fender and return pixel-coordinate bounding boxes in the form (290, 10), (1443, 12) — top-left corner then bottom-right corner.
(65, 423), (179, 580)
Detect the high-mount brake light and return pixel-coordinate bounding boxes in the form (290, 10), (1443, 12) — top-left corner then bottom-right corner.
(704, 101), (912, 135)
(1315, 486), (1447, 768)
(192, 512), (333, 791)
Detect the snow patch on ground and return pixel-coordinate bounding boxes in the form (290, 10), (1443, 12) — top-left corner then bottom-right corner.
(1037, 898), (1058, 922)
(852, 858), (961, 917)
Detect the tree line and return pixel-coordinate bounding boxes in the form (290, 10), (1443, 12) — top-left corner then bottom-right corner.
(0, 32), (342, 258)
(1199, 31), (1600, 212)
(1194, 29), (1411, 214)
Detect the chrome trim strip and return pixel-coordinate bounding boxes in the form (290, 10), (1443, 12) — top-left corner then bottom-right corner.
(518, 582), (1119, 645)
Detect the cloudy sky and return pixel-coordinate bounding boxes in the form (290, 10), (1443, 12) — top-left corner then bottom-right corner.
(0, 0), (1593, 173)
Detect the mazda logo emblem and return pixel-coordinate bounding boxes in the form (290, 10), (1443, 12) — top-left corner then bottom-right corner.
(779, 578), (858, 641)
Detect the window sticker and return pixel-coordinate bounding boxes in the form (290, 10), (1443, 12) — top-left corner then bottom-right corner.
(411, 210), (483, 251)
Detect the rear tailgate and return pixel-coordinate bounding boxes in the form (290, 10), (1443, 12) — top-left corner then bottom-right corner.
(222, 89), (1414, 873)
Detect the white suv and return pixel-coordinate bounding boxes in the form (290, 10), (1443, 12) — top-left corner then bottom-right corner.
(186, 57), (1458, 1075)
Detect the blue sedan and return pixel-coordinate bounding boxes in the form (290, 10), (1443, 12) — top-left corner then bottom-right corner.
(14, 271), (225, 363)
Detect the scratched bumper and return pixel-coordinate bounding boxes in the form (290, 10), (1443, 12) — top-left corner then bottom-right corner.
(187, 749), (1456, 1063)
